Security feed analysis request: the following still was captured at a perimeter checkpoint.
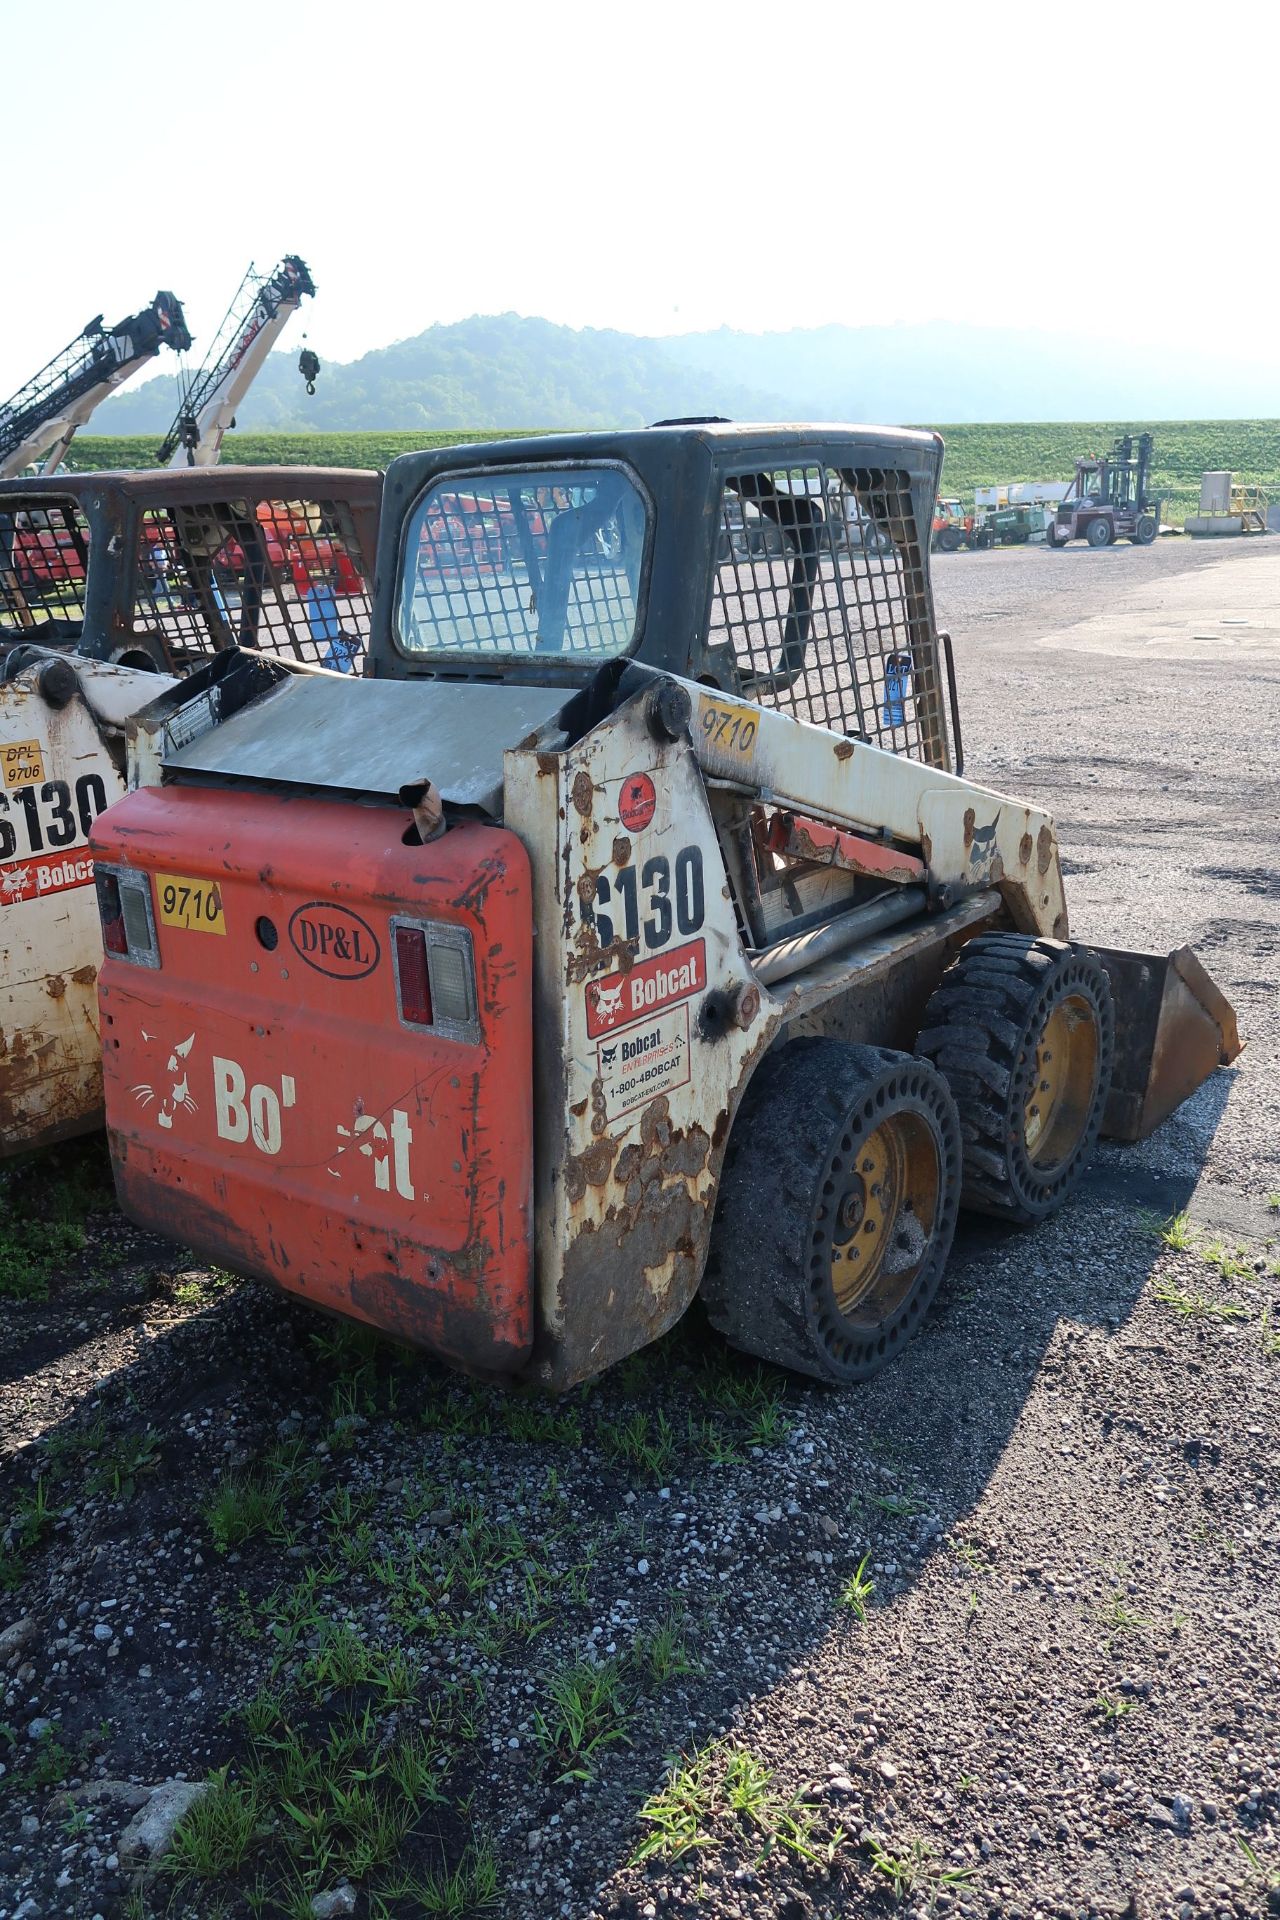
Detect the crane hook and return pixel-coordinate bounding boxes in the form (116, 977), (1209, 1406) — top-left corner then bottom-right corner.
(298, 348), (321, 397)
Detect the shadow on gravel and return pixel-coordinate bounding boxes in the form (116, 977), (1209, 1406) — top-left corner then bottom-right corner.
(0, 1086), (1238, 1920)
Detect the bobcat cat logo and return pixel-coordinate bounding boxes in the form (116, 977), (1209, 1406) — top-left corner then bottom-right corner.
(600, 1044), (618, 1066)
(131, 1032), (198, 1130)
(591, 981), (624, 1024)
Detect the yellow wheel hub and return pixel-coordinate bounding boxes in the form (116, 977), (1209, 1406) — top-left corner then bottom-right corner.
(830, 1113), (938, 1319)
(1023, 993), (1098, 1168)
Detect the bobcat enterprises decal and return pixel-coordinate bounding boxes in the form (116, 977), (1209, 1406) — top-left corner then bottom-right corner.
(596, 1005), (690, 1117)
(585, 937), (705, 1038)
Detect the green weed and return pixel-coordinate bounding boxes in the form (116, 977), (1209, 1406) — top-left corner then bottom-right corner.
(1159, 1209), (1196, 1251)
(867, 1834), (975, 1903)
(1151, 1278), (1248, 1321)
(533, 1656), (633, 1780)
(840, 1554), (875, 1622)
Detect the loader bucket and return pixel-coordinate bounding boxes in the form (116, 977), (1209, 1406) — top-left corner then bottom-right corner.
(1096, 946), (1242, 1143)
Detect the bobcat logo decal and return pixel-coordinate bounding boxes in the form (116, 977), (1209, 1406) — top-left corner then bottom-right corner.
(131, 1032), (198, 1130)
(591, 981), (625, 1025)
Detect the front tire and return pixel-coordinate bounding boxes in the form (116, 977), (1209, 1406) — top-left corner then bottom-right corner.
(703, 1040), (962, 1383)
(1134, 515), (1158, 545)
(1086, 517), (1114, 547)
(916, 935), (1114, 1224)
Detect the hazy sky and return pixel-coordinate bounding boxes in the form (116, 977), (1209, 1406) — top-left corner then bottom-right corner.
(2, 0), (1274, 396)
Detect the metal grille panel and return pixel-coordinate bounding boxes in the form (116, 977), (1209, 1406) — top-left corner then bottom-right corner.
(706, 464), (947, 767)
(131, 497), (373, 672)
(0, 504), (91, 637)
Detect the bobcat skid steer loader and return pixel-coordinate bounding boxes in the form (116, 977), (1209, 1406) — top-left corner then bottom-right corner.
(90, 427), (1238, 1385)
(0, 467), (379, 1156)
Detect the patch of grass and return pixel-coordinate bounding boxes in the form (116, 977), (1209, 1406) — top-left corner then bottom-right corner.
(1260, 1304), (1280, 1361)
(602, 1409), (678, 1482)
(204, 1472), (286, 1554)
(27, 1726), (75, 1789)
(1201, 1240), (1253, 1282)
(1237, 1835), (1280, 1892)
(1093, 1692), (1137, 1723)
(1151, 1278), (1248, 1322)
(632, 1608), (700, 1688)
(372, 1840), (501, 1917)
(1160, 1209), (1196, 1251)
(501, 1400), (584, 1447)
(86, 1428), (162, 1501)
(871, 1491), (928, 1520)
(533, 1655), (633, 1780)
(867, 1834), (975, 1904)
(170, 1707), (476, 1910)
(634, 1742), (833, 1868)
(0, 1479), (58, 1589)
(839, 1554), (875, 1622)
(172, 1267), (237, 1308)
(1266, 1193), (1280, 1214)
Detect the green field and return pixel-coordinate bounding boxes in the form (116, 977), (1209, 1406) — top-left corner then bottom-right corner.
(70, 421), (1280, 524)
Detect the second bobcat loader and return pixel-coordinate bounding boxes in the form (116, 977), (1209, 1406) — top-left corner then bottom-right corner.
(0, 467), (379, 1156)
(91, 425), (1239, 1386)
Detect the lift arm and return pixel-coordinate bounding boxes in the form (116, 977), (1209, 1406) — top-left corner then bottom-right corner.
(0, 295), (191, 481)
(157, 257), (315, 468)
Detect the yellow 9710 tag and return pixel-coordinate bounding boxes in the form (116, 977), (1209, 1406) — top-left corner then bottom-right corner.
(696, 693), (760, 766)
(156, 872), (226, 935)
(1, 738), (45, 789)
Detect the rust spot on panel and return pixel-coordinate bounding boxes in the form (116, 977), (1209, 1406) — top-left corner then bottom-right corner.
(833, 739), (855, 761)
(564, 1132), (621, 1207)
(570, 1098), (588, 1118)
(962, 807), (976, 849)
(45, 975), (67, 1000)
(612, 836), (631, 867)
(571, 771), (594, 818)
(536, 752), (559, 776)
(1037, 824), (1054, 876)
(1018, 832), (1033, 867)
(921, 830), (932, 865)
(69, 964), (97, 987)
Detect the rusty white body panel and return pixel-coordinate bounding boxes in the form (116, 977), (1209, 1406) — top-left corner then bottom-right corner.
(502, 672), (1065, 1386)
(682, 680), (1068, 941)
(1, 658), (174, 1154)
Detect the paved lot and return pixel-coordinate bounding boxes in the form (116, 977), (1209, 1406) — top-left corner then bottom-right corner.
(1, 535), (1277, 1920)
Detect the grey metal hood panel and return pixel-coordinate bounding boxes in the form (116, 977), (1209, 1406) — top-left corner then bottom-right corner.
(164, 674), (569, 813)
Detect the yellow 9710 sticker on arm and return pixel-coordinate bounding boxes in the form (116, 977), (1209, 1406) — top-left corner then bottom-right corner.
(696, 694), (759, 765)
(156, 873), (226, 935)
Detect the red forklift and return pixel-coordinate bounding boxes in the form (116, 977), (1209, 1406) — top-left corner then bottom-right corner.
(1047, 433), (1160, 548)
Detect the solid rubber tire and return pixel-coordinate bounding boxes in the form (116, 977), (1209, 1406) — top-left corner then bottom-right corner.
(916, 934), (1115, 1225)
(701, 1039), (962, 1384)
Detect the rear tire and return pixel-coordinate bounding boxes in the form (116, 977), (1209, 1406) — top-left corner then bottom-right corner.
(916, 935), (1114, 1224)
(1086, 517), (1114, 547)
(937, 527), (962, 553)
(1134, 515), (1158, 545)
(702, 1039), (962, 1384)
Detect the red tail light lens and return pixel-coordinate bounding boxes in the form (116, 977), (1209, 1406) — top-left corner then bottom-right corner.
(392, 918), (478, 1042)
(95, 865), (160, 967)
(394, 925), (433, 1026)
(98, 872), (127, 954)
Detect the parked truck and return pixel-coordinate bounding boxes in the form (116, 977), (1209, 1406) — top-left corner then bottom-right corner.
(91, 425), (1238, 1388)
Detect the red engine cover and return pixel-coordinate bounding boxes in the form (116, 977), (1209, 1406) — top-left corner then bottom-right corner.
(94, 786), (533, 1372)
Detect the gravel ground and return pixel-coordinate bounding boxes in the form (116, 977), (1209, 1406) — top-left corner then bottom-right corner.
(1, 536), (1277, 1920)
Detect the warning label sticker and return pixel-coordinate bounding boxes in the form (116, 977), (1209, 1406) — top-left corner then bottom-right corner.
(0, 851), (94, 906)
(596, 1004), (690, 1117)
(586, 937), (706, 1038)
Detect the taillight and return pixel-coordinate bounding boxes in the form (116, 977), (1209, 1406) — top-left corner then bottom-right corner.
(391, 919), (477, 1041)
(96, 866), (160, 968)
